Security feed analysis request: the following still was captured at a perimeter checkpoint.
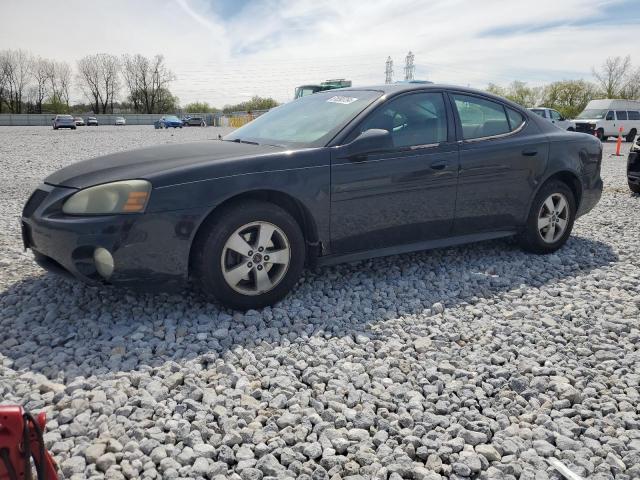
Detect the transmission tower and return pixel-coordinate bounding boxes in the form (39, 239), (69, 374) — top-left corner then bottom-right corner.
(385, 56), (393, 84)
(404, 51), (415, 81)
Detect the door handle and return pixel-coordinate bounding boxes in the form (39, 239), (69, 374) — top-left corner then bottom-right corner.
(430, 161), (447, 170)
(522, 149), (538, 157)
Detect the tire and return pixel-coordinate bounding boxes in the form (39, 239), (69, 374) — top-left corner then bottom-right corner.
(630, 181), (640, 194)
(567, 127), (575, 132)
(193, 200), (305, 310)
(518, 180), (576, 254)
(596, 129), (607, 142)
(626, 129), (637, 143)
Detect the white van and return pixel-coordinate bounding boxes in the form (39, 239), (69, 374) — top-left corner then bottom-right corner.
(529, 107), (576, 131)
(574, 99), (640, 142)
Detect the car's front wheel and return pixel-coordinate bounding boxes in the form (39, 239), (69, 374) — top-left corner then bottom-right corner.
(193, 201), (305, 310)
(629, 181), (640, 194)
(518, 180), (576, 254)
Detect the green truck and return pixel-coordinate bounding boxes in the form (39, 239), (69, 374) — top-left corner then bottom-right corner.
(294, 79), (352, 99)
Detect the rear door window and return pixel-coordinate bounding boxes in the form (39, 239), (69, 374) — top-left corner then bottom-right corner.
(616, 111), (628, 121)
(628, 111), (640, 120)
(452, 94), (511, 140)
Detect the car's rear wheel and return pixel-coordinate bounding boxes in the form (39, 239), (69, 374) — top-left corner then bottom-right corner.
(626, 129), (637, 143)
(193, 201), (305, 310)
(629, 181), (640, 194)
(518, 180), (576, 254)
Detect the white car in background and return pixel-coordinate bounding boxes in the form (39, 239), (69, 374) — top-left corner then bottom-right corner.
(529, 107), (575, 131)
(115, 117), (126, 126)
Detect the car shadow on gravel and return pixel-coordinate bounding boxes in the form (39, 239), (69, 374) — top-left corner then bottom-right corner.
(0, 235), (617, 381)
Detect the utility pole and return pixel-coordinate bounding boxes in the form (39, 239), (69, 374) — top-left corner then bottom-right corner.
(404, 51), (415, 81)
(385, 56), (393, 84)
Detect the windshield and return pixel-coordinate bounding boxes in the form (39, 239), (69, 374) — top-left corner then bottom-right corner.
(576, 109), (608, 119)
(224, 90), (383, 147)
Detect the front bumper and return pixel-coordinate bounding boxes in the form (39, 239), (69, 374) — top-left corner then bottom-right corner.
(21, 184), (207, 291)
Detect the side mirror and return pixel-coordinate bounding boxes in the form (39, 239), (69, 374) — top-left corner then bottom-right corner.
(344, 129), (393, 159)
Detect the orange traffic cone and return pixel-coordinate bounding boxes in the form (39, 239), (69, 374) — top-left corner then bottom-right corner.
(615, 126), (623, 156)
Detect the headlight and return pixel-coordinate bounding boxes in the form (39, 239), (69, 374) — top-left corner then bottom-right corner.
(62, 180), (151, 215)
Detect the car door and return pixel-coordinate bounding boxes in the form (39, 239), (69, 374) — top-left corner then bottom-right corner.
(330, 91), (459, 253)
(615, 111), (628, 135)
(550, 109), (567, 130)
(450, 92), (549, 235)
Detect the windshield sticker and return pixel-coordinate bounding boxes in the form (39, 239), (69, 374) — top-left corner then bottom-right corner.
(326, 96), (358, 105)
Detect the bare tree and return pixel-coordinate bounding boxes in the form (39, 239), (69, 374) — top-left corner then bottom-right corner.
(76, 53), (120, 113)
(0, 51), (8, 113)
(592, 55), (632, 98)
(121, 53), (175, 113)
(32, 57), (51, 113)
(3, 49), (33, 113)
(47, 60), (72, 107)
(621, 68), (640, 100)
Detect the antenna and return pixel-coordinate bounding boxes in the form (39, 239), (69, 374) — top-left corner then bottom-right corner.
(385, 56), (393, 84)
(404, 51), (415, 81)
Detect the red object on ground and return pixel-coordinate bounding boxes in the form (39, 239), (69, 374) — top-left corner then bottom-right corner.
(616, 126), (623, 156)
(0, 405), (58, 480)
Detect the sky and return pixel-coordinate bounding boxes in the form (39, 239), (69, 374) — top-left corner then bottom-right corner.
(1, 0), (639, 107)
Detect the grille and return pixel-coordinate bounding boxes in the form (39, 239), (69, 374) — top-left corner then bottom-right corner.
(22, 189), (49, 218)
(575, 122), (594, 134)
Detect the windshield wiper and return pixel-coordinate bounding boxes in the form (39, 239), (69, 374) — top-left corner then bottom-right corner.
(221, 137), (260, 145)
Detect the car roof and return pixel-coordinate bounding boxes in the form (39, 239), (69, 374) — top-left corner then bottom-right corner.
(332, 83), (528, 111)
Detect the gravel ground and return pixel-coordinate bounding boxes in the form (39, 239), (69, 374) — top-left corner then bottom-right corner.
(1, 126), (639, 480)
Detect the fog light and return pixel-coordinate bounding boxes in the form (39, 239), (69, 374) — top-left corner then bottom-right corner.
(94, 247), (114, 279)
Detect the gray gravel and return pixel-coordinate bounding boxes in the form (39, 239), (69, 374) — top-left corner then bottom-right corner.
(1, 126), (639, 480)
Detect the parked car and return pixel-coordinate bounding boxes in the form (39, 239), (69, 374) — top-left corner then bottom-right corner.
(115, 117), (126, 126)
(52, 115), (76, 130)
(183, 116), (206, 126)
(74, 117), (85, 126)
(87, 117), (98, 126)
(157, 115), (183, 128)
(574, 99), (640, 142)
(22, 84), (603, 310)
(628, 135), (640, 193)
(529, 108), (575, 131)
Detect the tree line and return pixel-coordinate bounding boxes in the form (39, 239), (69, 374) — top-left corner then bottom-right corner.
(0, 50), (179, 114)
(486, 55), (640, 118)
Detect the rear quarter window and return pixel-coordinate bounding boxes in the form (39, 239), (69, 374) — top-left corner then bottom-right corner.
(507, 108), (525, 131)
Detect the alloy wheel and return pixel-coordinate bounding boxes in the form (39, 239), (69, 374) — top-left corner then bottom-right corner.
(537, 193), (569, 243)
(220, 221), (291, 296)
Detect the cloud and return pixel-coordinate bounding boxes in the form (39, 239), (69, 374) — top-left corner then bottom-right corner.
(0, 0), (638, 106)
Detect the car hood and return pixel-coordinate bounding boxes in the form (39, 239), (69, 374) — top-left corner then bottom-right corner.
(45, 140), (284, 189)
